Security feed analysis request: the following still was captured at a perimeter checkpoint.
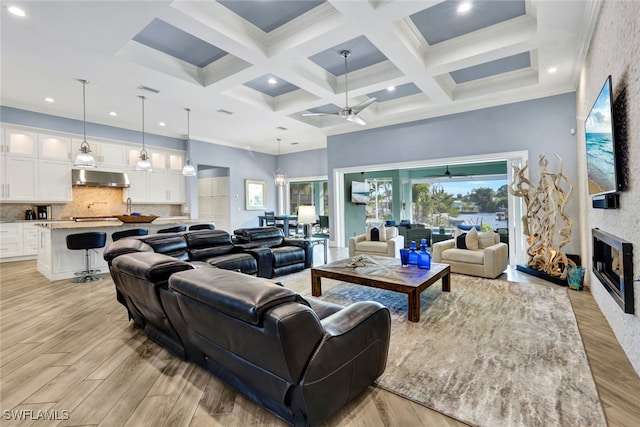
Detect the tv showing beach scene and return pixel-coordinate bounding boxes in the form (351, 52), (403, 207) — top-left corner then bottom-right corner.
(585, 76), (617, 196)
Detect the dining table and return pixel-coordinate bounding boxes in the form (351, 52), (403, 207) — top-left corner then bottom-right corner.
(257, 214), (298, 236)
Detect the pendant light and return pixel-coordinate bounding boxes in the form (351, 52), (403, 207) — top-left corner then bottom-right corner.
(181, 108), (196, 176)
(274, 138), (286, 187)
(135, 95), (152, 172)
(73, 79), (97, 168)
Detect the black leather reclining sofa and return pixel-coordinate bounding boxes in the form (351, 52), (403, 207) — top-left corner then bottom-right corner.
(106, 250), (391, 426)
(103, 227), (312, 279)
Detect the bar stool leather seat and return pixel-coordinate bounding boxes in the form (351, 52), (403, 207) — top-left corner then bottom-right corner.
(157, 225), (186, 234)
(112, 228), (149, 241)
(66, 232), (107, 283)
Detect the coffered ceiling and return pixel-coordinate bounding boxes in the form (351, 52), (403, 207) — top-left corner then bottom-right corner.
(0, 0), (600, 154)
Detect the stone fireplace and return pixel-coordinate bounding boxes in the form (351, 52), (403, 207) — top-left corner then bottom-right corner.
(592, 228), (634, 314)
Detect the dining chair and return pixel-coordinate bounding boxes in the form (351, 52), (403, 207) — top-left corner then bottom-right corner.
(264, 211), (276, 226)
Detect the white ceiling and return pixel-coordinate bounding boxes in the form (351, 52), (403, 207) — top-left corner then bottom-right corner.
(0, 0), (600, 155)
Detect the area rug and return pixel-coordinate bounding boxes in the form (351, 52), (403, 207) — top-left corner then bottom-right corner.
(279, 271), (606, 427)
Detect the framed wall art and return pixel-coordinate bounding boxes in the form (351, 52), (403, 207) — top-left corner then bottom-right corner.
(245, 179), (266, 210)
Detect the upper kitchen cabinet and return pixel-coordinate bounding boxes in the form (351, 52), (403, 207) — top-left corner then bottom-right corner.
(72, 138), (126, 171)
(3, 128), (37, 157)
(39, 134), (71, 161)
(1, 127), (38, 201)
(127, 147), (183, 172)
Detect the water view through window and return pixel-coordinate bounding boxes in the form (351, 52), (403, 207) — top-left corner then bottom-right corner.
(412, 179), (509, 230)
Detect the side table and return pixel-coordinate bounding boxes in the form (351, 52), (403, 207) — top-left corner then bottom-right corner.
(306, 236), (328, 264)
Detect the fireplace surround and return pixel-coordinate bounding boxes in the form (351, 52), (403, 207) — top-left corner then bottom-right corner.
(592, 228), (634, 314)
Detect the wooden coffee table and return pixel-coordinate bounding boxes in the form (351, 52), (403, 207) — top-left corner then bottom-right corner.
(311, 255), (450, 322)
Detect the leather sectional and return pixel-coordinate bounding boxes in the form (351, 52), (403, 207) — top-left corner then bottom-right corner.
(106, 249), (391, 426)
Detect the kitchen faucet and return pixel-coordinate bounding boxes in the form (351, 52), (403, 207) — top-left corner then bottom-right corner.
(88, 201), (108, 209)
(126, 198), (132, 214)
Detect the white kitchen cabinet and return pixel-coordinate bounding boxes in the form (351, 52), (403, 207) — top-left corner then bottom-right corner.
(166, 173), (185, 203)
(39, 159), (72, 202)
(1, 128), (38, 201)
(39, 133), (71, 161)
(124, 168), (150, 203)
(125, 168), (185, 204)
(72, 138), (126, 170)
(98, 142), (127, 170)
(4, 128), (37, 157)
(37, 227), (52, 274)
(36, 225), (108, 281)
(23, 223), (39, 255)
(0, 223), (23, 259)
(0, 222), (39, 261)
(127, 147), (183, 172)
(1, 155), (38, 201)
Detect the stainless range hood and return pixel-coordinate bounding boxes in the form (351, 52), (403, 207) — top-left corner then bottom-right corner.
(72, 169), (130, 188)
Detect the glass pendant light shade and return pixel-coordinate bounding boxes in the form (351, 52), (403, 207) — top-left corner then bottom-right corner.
(274, 168), (286, 187)
(73, 79), (97, 168)
(274, 138), (286, 187)
(182, 108), (197, 176)
(135, 95), (152, 172)
(182, 160), (196, 176)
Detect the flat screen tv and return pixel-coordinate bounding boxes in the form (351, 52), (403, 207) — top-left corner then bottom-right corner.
(585, 75), (619, 196)
(351, 181), (370, 204)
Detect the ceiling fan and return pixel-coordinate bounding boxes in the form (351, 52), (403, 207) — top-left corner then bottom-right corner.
(423, 165), (470, 178)
(303, 50), (376, 126)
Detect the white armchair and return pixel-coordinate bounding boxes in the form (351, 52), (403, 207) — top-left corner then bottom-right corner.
(348, 226), (404, 258)
(432, 231), (508, 279)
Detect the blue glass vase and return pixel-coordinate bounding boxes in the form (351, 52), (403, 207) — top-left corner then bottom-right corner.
(418, 239), (431, 269)
(408, 241), (419, 265)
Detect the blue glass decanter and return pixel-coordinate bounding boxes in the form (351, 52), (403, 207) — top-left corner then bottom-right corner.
(418, 238), (431, 269)
(408, 241), (419, 265)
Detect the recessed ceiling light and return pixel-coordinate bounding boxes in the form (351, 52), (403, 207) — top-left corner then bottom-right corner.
(7, 6), (26, 17)
(548, 67), (558, 74)
(268, 77), (278, 85)
(457, 2), (472, 14)
(387, 86), (396, 92)
(44, 97), (54, 103)
(109, 111), (117, 116)
(159, 121), (166, 127)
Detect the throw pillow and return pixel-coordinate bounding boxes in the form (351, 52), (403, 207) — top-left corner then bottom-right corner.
(458, 224), (482, 231)
(455, 227), (479, 250)
(478, 231), (497, 249)
(370, 227), (380, 241)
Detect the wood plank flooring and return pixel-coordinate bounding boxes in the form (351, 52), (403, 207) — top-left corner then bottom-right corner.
(1, 247), (639, 426)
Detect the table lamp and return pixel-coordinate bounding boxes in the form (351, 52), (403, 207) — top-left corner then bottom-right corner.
(297, 205), (317, 238)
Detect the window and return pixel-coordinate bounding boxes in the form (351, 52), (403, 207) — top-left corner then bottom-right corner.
(289, 180), (328, 215)
(365, 178), (393, 223)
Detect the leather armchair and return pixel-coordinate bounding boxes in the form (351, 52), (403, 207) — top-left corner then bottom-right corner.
(233, 227), (312, 278)
(110, 252), (197, 358)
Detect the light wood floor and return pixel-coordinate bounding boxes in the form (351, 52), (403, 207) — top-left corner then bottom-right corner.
(1, 247), (639, 426)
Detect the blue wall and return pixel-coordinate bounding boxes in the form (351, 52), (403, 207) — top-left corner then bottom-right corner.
(324, 93), (579, 250)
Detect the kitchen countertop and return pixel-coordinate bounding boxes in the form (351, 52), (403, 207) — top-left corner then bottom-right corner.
(34, 217), (196, 230)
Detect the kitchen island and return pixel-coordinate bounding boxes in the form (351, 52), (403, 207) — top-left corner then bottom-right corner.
(35, 218), (203, 281)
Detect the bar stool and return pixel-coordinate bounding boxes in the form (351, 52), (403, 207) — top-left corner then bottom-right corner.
(112, 228), (148, 241)
(157, 225), (186, 234)
(188, 223), (215, 230)
(66, 232), (107, 283)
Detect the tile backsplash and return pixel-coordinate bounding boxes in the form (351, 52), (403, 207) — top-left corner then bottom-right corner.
(0, 187), (181, 221)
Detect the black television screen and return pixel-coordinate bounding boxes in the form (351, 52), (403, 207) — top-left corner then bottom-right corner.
(351, 181), (369, 204)
(585, 75), (618, 196)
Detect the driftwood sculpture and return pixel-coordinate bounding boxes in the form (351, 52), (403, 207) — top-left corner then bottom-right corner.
(510, 154), (575, 279)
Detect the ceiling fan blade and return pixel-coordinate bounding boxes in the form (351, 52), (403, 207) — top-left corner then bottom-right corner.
(346, 115), (366, 126)
(351, 97), (376, 114)
(302, 111), (341, 117)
